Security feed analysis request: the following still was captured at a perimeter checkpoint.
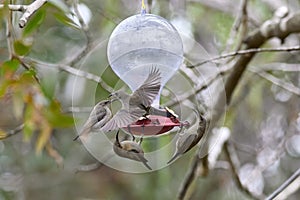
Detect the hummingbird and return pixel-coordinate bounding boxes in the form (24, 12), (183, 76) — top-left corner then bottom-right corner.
(113, 130), (152, 170)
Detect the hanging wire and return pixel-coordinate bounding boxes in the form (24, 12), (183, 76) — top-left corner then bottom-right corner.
(141, 0), (146, 15)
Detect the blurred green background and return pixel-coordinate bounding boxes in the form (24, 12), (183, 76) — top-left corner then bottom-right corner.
(1, 0), (300, 199)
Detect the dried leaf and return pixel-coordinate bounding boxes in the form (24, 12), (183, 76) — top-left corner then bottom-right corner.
(35, 123), (52, 154)
(0, 129), (8, 140)
(46, 142), (64, 168)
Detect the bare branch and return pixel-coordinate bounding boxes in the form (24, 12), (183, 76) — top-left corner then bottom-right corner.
(164, 65), (231, 108)
(75, 162), (103, 173)
(0, 124), (24, 140)
(68, 0), (93, 67)
(64, 106), (93, 113)
(46, 142), (64, 168)
(5, 7), (14, 59)
(266, 168), (300, 200)
(19, 0), (48, 28)
(0, 4), (27, 12)
(188, 45), (300, 68)
(224, 142), (264, 200)
(23, 57), (114, 93)
(179, 9), (300, 200)
(178, 153), (207, 200)
(224, 0), (248, 53)
(254, 63), (300, 72)
(250, 68), (300, 96)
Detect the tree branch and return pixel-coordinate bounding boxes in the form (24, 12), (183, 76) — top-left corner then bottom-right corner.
(68, 0), (93, 67)
(0, 4), (27, 12)
(178, 9), (300, 200)
(164, 65), (231, 107)
(22, 57), (114, 93)
(224, 141), (264, 200)
(0, 0), (48, 28)
(266, 168), (300, 200)
(0, 124), (24, 140)
(188, 45), (300, 68)
(249, 68), (300, 96)
(19, 0), (48, 28)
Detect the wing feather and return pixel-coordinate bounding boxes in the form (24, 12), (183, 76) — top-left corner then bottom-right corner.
(101, 107), (145, 132)
(131, 67), (161, 107)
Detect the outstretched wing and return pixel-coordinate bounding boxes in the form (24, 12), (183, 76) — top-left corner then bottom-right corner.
(101, 107), (145, 132)
(131, 67), (161, 107)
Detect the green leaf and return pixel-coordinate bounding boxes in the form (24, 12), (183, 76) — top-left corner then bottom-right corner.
(2, 59), (19, 71)
(14, 40), (31, 56)
(23, 104), (36, 140)
(18, 70), (37, 85)
(44, 100), (74, 128)
(22, 9), (46, 37)
(53, 12), (80, 29)
(48, 0), (70, 13)
(1, 59), (20, 75)
(0, 81), (10, 97)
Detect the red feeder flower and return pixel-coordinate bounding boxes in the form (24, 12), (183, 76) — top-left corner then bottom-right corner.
(121, 115), (187, 136)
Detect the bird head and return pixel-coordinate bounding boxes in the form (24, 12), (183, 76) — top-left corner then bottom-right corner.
(113, 131), (146, 162)
(98, 99), (112, 106)
(108, 90), (129, 102)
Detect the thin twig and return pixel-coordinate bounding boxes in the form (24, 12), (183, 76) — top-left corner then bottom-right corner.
(224, 0), (248, 53)
(253, 63), (300, 72)
(5, 5), (14, 59)
(179, 10), (300, 200)
(75, 162), (103, 173)
(0, 124), (24, 140)
(177, 153), (202, 200)
(68, 0), (93, 67)
(64, 106), (93, 113)
(266, 168), (300, 200)
(46, 141), (64, 168)
(22, 57), (114, 93)
(0, 4), (27, 11)
(17, 57), (41, 83)
(224, 142), (264, 200)
(164, 65), (231, 107)
(250, 68), (300, 96)
(19, 0), (48, 28)
(188, 45), (300, 68)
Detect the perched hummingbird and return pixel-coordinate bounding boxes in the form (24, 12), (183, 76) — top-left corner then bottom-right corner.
(113, 130), (152, 170)
(167, 110), (206, 164)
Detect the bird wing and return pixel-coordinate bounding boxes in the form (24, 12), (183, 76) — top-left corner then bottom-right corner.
(88, 107), (109, 129)
(74, 106), (109, 140)
(177, 134), (198, 154)
(131, 67), (161, 107)
(101, 107), (145, 132)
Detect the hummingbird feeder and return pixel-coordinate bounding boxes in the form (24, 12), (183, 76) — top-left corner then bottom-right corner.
(107, 3), (184, 136)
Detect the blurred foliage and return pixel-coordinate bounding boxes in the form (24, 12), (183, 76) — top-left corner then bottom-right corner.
(0, 0), (300, 200)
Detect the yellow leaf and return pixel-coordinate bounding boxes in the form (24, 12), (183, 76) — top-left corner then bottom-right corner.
(0, 129), (8, 140)
(35, 123), (52, 154)
(12, 91), (24, 120)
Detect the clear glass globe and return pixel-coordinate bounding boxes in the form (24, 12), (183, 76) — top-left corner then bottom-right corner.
(107, 14), (183, 106)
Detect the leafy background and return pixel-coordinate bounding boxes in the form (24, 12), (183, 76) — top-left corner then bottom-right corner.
(0, 0), (300, 199)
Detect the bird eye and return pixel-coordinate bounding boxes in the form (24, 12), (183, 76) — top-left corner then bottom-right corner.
(129, 149), (140, 153)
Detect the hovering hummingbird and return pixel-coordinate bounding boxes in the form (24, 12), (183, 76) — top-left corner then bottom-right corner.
(101, 67), (161, 133)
